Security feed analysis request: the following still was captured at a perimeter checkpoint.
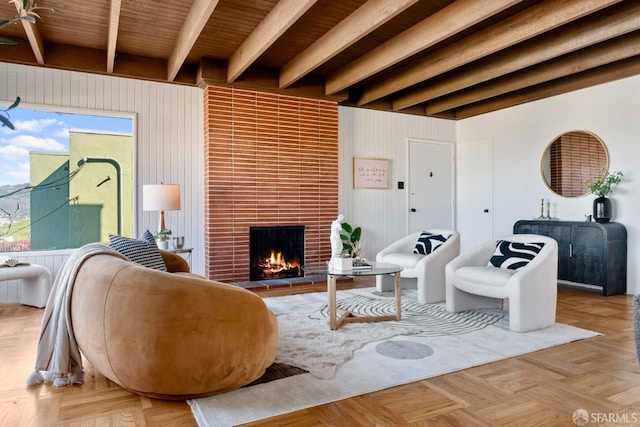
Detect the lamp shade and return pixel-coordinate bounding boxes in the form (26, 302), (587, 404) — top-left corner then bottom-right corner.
(143, 184), (181, 211)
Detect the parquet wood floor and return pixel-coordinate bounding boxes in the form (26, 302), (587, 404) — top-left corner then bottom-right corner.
(0, 279), (637, 426)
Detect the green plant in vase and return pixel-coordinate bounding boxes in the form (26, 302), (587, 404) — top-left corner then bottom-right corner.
(154, 228), (172, 249)
(586, 168), (623, 223)
(339, 222), (363, 262)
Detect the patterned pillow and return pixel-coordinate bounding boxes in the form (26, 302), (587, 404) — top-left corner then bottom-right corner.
(488, 240), (545, 270)
(109, 229), (167, 271)
(413, 232), (450, 255)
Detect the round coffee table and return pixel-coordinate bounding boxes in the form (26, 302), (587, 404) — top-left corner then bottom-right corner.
(303, 262), (403, 330)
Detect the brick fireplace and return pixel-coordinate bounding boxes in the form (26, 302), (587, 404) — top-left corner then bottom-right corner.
(203, 86), (338, 283)
(249, 225), (304, 281)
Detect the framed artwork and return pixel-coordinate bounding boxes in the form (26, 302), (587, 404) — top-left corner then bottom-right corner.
(353, 157), (389, 189)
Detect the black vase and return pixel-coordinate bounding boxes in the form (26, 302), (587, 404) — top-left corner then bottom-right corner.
(593, 196), (611, 223)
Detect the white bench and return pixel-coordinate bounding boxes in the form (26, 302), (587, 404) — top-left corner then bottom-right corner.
(0, 264), (52, 308)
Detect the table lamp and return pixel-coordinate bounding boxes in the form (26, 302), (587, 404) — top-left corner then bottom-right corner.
(142, 183), (181, 233)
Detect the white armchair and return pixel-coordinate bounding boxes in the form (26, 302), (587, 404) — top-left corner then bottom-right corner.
(376, 229), (460, 304)
(446, 234), (558, 332)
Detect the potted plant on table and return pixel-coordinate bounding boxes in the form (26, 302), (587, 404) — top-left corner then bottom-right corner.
(586, 169), (623, 223)
(154, 228), (172, 250)
(340, 222), (365, 264)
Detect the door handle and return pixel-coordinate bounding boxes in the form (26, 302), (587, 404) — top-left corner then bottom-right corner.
(483, 209), (489, 213)
(410, 208), (416, 212)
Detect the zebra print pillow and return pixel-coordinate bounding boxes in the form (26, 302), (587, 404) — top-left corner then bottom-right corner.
(488, 240), (545, 270)
(109, 229), (168, 271)
(413, 232), (450, 255)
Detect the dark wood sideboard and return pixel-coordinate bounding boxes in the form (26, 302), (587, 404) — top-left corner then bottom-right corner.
(513, 220), (627, 296)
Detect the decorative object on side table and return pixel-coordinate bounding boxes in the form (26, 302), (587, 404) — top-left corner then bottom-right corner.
(172, 236), (185, 249)
(537, 198), (554, 220)
(154, 229), (172, 250)
(339, 220), (362, 259)
(586, 169), (623, 223)
(328, 215), (365, 270)
(143, 182), (181, 249)
(329, 215), (350, 271)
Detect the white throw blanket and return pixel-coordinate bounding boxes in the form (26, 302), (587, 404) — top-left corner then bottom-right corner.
(26, 242), (126, 387)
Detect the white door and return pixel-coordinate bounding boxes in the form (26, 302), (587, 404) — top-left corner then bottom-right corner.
(457, 139), (493, 252)
(407, 139), (454, 233)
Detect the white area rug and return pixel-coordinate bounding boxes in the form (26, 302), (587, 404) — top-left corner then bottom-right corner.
(188, 288), (599, 427)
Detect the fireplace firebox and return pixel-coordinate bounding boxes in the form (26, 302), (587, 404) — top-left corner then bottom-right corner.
(250, 226), (304, 281)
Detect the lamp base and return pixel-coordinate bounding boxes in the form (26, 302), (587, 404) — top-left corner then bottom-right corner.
(158, 210), (166, 233)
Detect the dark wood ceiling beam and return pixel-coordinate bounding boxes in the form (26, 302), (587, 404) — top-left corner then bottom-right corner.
(453, 55), (640, 119)
(167, 0), (221, 81)
(279, 0), (419, 89)
(427, 32), (640, 114)
(228, 0), (317, 83)
(339, 97), (433, 118)
(107, 0), (123, 73)
(0, 37), (40, 63)
(395, 1), (640, 111)
(325, 0), (523, 96)
(357, 0), (623, 108)
(200, 57), (348, 102)
(13, 1), (44, 64)
(46, 43), (108, 74)
(0, 40), (198, 84)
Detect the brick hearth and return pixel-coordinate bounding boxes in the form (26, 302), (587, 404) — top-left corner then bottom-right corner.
(204, 86), (339, 283)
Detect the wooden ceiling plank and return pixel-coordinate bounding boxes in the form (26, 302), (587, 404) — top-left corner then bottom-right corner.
(279, 0), (420, 89)
(167, 0), (221, 81)
(107, 0), (123, 73)
(325, 0), (524, 96)
(228, 0), (317, 83)
(395, 2), (640, 111)
(453, 55), (640, 119)
(14, 2), (44, 64)
(358, 0), (623, 108)
(427, 31), (640, 114)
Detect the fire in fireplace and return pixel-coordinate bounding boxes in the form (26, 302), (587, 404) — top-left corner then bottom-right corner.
(250, 226), (304, 281)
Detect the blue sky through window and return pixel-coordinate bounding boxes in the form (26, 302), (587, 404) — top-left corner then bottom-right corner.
(0, 108), (132, 185)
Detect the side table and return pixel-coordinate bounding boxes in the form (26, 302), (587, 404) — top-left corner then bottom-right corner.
(303, 262), (403, 330)
(169, 248), (193, 268)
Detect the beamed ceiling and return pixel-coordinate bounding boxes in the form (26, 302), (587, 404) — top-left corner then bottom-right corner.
(1, 0), (639, 119)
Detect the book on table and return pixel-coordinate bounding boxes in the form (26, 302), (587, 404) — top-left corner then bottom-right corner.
(0, 257), (30, 267)
(351, 262), (372, 271)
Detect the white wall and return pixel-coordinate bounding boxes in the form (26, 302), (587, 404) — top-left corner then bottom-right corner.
(0, 63), (204, 304)
(338, 107), (456, 262)
(457, 75), (640, 294)
(2, 63), (636, 301)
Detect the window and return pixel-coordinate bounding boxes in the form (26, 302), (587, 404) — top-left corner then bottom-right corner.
(0, 106), (134, 252)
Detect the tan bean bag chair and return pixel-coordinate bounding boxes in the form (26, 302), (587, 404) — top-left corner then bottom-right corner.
(70, 250), (278, 400)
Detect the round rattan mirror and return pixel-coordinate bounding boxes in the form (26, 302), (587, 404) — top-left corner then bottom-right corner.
(541, 131), (609, 198)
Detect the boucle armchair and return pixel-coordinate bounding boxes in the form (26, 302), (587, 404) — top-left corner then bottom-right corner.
(376, 229), (460, 303)
(70, 250), (278, 400)
(446, 234), (558, 332)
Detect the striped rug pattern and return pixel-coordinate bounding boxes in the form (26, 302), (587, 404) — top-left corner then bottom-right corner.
(327, 294), (504, 337)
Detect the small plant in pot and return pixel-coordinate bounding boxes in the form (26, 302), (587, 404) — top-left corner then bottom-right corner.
(154, 228), (172, 249)
(586, 169), (623, 223)
(339, 222), (365, 263)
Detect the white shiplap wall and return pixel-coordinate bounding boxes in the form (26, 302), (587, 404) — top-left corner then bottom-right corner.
(338, 107), (456, 262)
(0, 63), (204, 304)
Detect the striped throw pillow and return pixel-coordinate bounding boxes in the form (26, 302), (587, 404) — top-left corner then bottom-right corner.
(109, 229), (167, 271)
